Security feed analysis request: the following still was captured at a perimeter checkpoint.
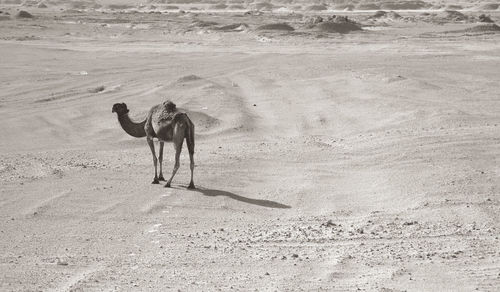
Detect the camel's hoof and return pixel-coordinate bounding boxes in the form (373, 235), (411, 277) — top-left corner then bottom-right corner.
(152, 179), (160, 184)
(158, 176), (166, 181)
(165, 183), (171, 188)
(187, 183), (195, 189)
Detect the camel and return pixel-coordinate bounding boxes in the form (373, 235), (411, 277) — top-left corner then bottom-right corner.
(112, 101), (195, 189)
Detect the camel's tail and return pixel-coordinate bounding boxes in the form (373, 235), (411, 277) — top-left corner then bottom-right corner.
(184, 114), (195, 155)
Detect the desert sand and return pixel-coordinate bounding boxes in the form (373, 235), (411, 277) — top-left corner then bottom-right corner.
(1, 0), (500, 291)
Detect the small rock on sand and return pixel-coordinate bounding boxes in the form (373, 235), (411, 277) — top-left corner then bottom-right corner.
(57, 259), (68, 266)
(16, 11), (33, 18)
(257, 23), (295, 31)
(177, 75), (202, 83)
(478, 14), (494, 23)
(465, 23), (500, 33)
(315, 22), (362, 34)
(89, 86), (105, 93)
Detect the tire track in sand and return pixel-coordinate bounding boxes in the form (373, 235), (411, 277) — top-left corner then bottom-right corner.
(22, 189), (71, 217)
(48, 264), (104, 292)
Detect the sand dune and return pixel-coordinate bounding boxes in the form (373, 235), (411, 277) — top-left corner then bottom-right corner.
(1, 0), (499, 12)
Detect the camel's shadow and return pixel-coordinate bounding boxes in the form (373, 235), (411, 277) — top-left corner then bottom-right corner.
(174, 186), (291, 209)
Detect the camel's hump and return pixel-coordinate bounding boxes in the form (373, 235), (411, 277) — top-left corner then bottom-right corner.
(157, 110), (183, 122)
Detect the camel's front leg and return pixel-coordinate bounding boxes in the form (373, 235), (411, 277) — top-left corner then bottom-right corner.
(158, 142), (165, 181)
(147, 138), (159, 184)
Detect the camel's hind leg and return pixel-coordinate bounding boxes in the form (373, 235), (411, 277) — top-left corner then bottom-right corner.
(165, 128), (184, 188)
(147, 137), (159, 184)
(158, 142), (165, 181)
(186, 124), (195, 189)
(187, 152), (195, 189)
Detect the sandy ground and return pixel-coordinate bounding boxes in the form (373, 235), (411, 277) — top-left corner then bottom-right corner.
(1, 4), (500, 291)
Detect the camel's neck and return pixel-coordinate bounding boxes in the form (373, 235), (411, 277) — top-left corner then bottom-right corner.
(117, 113), (146, 138)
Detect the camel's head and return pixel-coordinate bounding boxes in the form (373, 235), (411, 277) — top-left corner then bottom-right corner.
(112, 103), (129, 115)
